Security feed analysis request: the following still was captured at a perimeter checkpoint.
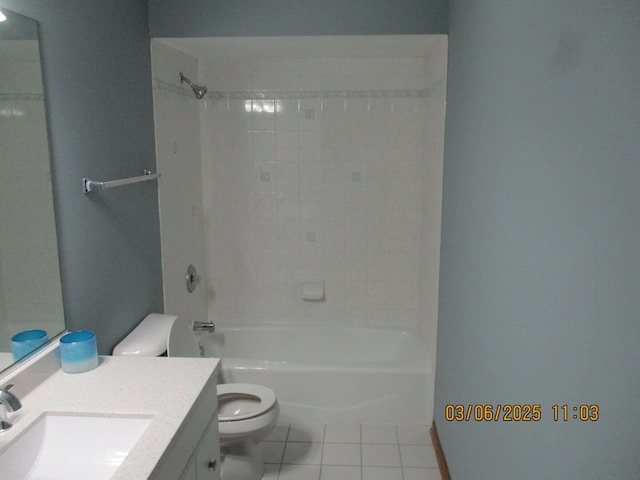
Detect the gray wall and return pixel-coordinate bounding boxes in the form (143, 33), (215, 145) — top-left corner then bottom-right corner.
(148, 0), (448, 37)
(436, 1), (640, 479)
(1, 0), (163, 354)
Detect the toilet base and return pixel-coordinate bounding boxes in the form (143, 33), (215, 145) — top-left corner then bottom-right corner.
(220, 439), (264, 480)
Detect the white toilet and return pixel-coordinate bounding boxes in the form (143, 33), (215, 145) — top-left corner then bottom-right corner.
(113, 314), (279, 480)
(217, 383), (279, 479)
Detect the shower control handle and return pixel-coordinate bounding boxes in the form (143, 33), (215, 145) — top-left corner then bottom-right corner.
(186, 264), (199, 293)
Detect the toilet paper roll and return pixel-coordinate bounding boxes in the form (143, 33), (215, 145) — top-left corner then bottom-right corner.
(301, 280), (324, 301)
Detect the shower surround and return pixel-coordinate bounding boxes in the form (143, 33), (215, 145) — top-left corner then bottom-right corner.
(202, 38), (444, 336)
(151, 36), (446, 424)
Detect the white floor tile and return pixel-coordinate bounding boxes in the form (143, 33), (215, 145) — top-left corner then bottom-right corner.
(361, 425), (398, 444)
(324, 424), (361, 443)
(289, 423), (326, 443)
(320, 465), (361, 480)
(362, 466), (404, 480)
(283, 442), (324, 465)
(362, 444), (401, 467)
(322, 443), (361, 466)
(263, 423), (442, 480)
(262, 463), (280, 479)
(262, 441), (286, 464)
(399, 445), (439, 468)
(266, 424), (291, 442)
(403, 467), (442, 480)
(279, 464), (321, 480)
(397, 425), (431, 445)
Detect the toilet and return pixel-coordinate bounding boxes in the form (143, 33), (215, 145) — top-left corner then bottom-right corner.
(217, 383), (279, 479)
(112, 314), (279, 480)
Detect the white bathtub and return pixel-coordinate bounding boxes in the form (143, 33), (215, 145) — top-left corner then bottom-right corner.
(198, 325), (433, 425)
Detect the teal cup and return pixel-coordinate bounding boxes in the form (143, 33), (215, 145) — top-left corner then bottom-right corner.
(59, 330), (98, 373)
(11, 329), (48, 361)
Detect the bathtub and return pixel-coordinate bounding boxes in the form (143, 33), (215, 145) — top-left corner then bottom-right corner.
(197, 325), (433, 425)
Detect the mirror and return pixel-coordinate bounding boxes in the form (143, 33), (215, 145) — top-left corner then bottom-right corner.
(0, 9), (65, 370)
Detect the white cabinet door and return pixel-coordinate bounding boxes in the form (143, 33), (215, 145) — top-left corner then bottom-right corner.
(179, 459), (197, 480)
(194, 416), (221, 480)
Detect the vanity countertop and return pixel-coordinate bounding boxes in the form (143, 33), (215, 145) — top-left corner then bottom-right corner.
(0, 355), (220, 479)
(0, 352), (13, 373)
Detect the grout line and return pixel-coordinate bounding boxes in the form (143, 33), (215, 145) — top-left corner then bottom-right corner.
(359, 424), (363, 480)
(275, 424), (291, 480)
(396, 425), (406, 480)
(318, 424), (326, 480)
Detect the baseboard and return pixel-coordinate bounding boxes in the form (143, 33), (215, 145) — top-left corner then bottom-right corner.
(430, 421), (452, 480)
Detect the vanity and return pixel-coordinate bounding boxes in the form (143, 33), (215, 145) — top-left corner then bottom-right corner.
(0, 343), (221, 480)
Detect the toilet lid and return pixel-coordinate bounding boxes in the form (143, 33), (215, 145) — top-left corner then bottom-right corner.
(167, 317), (201, 358)
(217, 383), (277, 422)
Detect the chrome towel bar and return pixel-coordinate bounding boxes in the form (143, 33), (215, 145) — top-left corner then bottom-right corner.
(83, 170), (160, 193)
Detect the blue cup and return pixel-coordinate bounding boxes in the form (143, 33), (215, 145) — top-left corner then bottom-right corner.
(11, 329), (48, 361)
(59, 330), (99, 374)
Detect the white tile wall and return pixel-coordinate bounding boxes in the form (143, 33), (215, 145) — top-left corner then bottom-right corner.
(418, 38), (448, 364)
(200, 50), (447, 330)
(150, 40), (210, 323)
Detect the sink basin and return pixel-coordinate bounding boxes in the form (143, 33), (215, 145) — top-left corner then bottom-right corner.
(0, 413), (152, 479)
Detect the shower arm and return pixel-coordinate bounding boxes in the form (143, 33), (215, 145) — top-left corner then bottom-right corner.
(179, 72), (207, 99)
(179, 73), (194, 88)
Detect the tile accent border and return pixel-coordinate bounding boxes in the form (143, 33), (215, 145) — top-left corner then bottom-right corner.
(153, 78), (195, 98)
(153, 77), (445, 100)
(430, 421), (452, 480)
(206, 87), (436, 100)
(0, 93), (44, 101)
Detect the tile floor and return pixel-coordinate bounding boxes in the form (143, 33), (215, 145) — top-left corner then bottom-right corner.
(260, 423), (442, 480)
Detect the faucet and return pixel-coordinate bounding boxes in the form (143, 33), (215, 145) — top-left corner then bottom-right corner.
(192, 321), (215, 333)
(0, 384), (22, 432)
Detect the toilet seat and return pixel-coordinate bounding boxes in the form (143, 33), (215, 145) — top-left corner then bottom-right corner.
(217, 383), (277, 422)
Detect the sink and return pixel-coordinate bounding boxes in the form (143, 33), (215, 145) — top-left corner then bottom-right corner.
(0, 413), (152, 479)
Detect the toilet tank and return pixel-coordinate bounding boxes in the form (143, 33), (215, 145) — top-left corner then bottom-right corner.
(112, 314), (178, 356)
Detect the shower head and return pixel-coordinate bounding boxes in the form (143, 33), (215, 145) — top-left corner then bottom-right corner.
(179, 72), (207, 99)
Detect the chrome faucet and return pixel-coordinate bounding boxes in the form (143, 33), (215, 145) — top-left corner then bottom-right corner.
(0, 384), (22, 432)
(192, 321), (215, 333)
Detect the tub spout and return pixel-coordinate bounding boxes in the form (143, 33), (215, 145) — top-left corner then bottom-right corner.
(192, 321), (215, 333)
